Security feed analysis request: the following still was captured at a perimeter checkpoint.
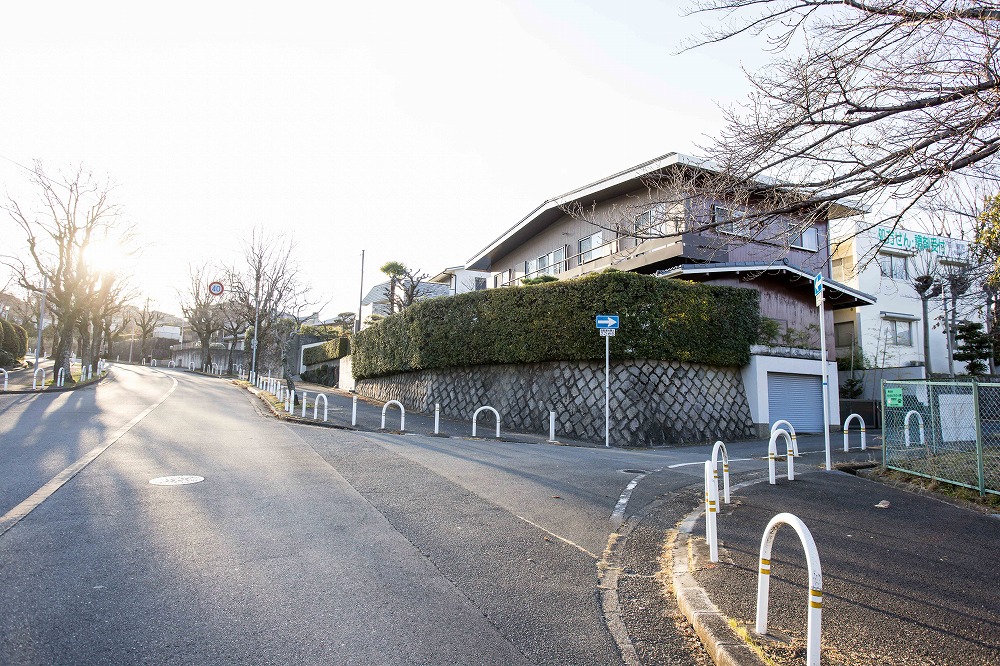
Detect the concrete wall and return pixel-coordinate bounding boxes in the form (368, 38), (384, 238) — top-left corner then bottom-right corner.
(354, 358), (754, 447)
(339, 355), (355, 391)
(742, 347), (841, 437)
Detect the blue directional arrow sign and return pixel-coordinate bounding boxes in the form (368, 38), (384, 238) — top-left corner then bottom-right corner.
(596, 315), (619, 330)
(813, 273), (824, 296)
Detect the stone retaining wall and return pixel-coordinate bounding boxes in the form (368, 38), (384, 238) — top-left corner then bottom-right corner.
(355, 359), (754, 446)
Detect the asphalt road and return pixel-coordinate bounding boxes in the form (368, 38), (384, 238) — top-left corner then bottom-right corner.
(0, 365), (750, 665)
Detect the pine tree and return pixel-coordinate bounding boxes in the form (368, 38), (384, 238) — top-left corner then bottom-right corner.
(954, 321), (993, 377)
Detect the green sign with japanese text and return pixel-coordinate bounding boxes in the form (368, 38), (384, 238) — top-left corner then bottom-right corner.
(885, 387), (903, 408)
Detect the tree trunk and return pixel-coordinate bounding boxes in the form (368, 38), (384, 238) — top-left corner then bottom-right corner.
(921, 296), (933, 377)
(54, 317), (75, 384)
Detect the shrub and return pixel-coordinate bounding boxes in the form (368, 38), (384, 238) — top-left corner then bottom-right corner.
(0, 320), (17, 357)
(0, 349), (14, 368)
(11, 322), (27, 358)
(302, 337), (350, 366)
(352, 270), (760, 379)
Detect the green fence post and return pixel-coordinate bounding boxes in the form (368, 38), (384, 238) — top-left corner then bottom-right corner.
(881, 379), (887, 469)
(973, 380), (986, 497)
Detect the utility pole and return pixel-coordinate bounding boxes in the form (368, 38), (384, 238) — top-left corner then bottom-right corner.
(356, 249), (365, 334)
(34, 276), (46, 368)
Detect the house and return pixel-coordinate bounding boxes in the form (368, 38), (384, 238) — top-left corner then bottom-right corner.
(359, 280), (451, 326)
(427, 265), (490, 295)
(831, 222), (979, 394)
(465, 152), (876, 435)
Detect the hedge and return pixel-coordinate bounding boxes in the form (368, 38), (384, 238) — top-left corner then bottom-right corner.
(352, 270), (760, 379)
(302, 337), (351, 366)
(0, 319), (26, 359)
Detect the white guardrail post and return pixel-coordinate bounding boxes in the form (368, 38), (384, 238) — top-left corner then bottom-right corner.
(843, 413), (866, 451)
(711, 440), (731, 504)
(704, 460), (719, 563)
(0, 368), (7, 391)
(381, 400), (405, 431)
(301, 391), (308, 417)
(314, 393), (328, 422)
(352, 395), (358, 426)
(548, 410), (557, 442)
(57, 367), (65, 387)
(770, 420), (799, 456)
(756, 512), (823, 666)
(434, 403), (440, 435)
(472, 405), (500, 438)
(768, 429), (795, 484)
(904, 410), (925, 448)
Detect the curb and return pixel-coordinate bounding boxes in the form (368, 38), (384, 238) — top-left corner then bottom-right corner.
(670, 504), (766, 666)
(1, 371), (112, 395)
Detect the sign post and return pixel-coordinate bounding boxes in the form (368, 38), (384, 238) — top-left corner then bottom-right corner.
(815, 274), (832, 471)
(596, 315), (619, 448)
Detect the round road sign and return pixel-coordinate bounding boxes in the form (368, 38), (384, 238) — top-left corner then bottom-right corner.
(208, 281), (224, 296)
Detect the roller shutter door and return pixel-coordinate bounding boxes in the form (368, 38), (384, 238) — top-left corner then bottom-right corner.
(767, 372), (824, 433)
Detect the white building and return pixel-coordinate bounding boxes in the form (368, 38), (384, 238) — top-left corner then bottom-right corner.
(832, 222), (978, 391)
(427, 265), (490, 295)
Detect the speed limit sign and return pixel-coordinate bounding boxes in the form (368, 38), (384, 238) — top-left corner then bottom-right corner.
(208, 281), (224, 296)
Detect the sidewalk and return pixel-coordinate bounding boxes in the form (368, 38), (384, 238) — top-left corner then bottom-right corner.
(673, 465), (1000, 665)
(1, 359), (107, 393)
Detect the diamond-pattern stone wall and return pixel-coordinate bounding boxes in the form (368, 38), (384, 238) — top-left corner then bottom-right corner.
(355, 359), (754, 446)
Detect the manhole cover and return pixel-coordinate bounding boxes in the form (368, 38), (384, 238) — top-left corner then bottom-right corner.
(620, 469), (649, 475)
(149, 475), (205, 486)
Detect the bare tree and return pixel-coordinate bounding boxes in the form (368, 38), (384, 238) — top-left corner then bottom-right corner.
(3, 163), (132, 383)
(225, 228), (308, 382)
(379, 261), (407, 315)
(135, 298), (162, 362)
(179, 263), (222, 368)
(394, 266), (430, 311)
(674, 1), (1000, 245)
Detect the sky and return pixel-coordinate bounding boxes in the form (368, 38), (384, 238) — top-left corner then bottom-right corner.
(0, 0), (769, 320)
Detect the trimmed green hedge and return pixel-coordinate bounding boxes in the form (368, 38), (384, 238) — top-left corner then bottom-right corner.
(0, 319), (27, 359)
(303, 337), (350, 366)
(352, 270), (760, 379)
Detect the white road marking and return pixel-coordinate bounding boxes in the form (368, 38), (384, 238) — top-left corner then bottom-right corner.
(0, 371), (178, 537)
(514, 514), (598, 559)
(667, 458), (753, 469)
(610, 473), (646, 528)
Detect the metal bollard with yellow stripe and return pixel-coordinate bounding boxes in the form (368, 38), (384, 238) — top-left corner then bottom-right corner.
(843, 413), (866, 451)
(755, 513), (824, 666)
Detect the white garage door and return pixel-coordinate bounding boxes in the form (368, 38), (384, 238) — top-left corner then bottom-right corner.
(767, 372), (824, 433)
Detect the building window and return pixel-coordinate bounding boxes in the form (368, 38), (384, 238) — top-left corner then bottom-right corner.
(579, 232), (604, 264)
(714, 204), (751, 237)
(790, 225), (819, 251)
(474, 277), (487, 291)
(632, 203), (674, 236)
(886, 319), (912, 346)
(834, 321), (856, 347)
(493, 269), (512, 288)
(878, 253), (909, 280)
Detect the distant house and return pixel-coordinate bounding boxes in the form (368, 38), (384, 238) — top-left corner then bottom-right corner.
(465, 152), (876, 435)
(360, 280), (451, 327)
(428, 264), (490, 295)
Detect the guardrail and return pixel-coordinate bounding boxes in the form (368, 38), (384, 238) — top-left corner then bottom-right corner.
(704, 460), (719, 563)
(32, 367), (45, 391)
(314, 393), (328, 422)
(843, 413), (866, 451)
(472, 405), (500, 438)
(756, 512), (823, 666)
(381, 400), (405, 431)
(711, 440), (731, 504)
(770, 420), (799, 456)
(768, 429), (795, 484)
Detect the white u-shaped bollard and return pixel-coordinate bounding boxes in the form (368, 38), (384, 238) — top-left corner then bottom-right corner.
(756, 513), (823, 666)
(301, 391), (309, 417)
(352, 395), (358, 426)
(770, 420), (799, 456)
(33, 367), (45, 391)
(904, 410), (925, 448)
(768, 429), (795, 484)
(711, 440), (731, 504)
(843, 413), (866, 451)
(472, 405), (500, 438)
(434, 403), (441, 435)
(314, 393), (328, 422)
(151, 359), (157, 367)
(381, 400), (405, 431)
(286, 390), (295, 413)
(57, 367), (66, 387)
(548, 410), (557, 442)
(0, 368), (7, 391)
(704, 460), (719, 563)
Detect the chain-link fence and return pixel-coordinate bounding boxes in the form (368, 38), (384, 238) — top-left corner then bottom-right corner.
(883, 380), (1000, 496)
